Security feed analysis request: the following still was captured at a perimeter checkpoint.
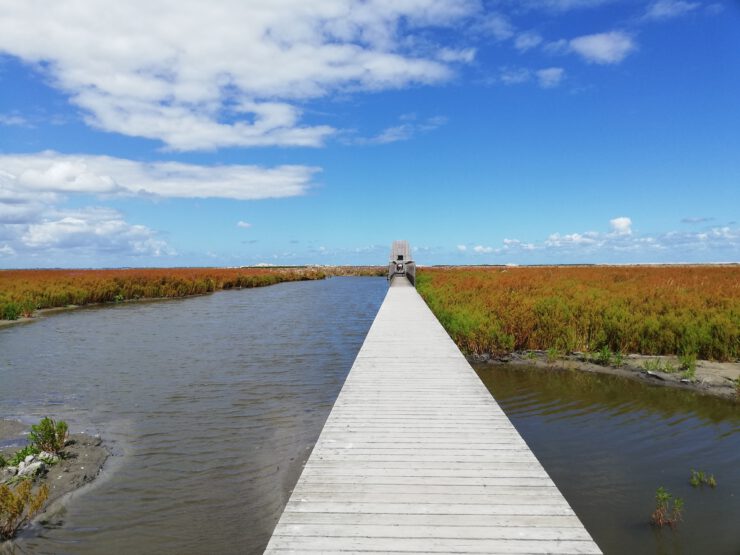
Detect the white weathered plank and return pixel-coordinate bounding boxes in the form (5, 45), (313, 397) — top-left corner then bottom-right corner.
(263, 278), (601, 554)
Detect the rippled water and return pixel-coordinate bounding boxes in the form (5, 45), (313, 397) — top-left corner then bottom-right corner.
(0, 277), (388, 554)
(474, 365), (740, 555)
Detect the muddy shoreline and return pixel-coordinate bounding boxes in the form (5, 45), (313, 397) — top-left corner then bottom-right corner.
(0, 422), (108, 542)
(470, 350), (740, 401)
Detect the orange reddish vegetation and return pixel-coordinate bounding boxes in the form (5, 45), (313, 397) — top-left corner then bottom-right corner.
(0, 266), (382, 320)
(416, 266), (740, 361)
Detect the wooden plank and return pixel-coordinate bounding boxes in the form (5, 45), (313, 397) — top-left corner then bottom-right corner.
(264, 278), (601, 554)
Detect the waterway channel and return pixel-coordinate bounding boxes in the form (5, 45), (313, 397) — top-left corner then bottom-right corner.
(1, 277), (737, 554)
(474, 364), (740, 555)
(0, 277), (387, 554)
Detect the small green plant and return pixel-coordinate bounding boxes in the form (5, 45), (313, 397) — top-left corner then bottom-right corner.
(612, 351), (624, 367)
(650, 486), (684, 528)
(596, 346), (612, 366)
(682, 366), (696, 381)
(643, 358), (662, 372)
(545, 347), (561, 364)
(690, 469), (717, 488)
(1, 302), (22, 321)
(0, 481), (49, 540)
(29, 417), (68, 455)
(113, 293), (124, 303)
(9, 445), (40, 467)
(0, 454), (6, 468)
(680, 352), (697, 373)
(526, 351), (537, 360)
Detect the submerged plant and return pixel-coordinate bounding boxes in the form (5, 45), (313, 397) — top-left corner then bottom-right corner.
(29, 417), (68, 455)
(0, 481), (49, 540)
(650, 486), (684, 528)
(690, 469), (717, 488)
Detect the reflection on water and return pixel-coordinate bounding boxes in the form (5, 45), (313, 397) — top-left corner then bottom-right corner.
(0, 277), (387, 554)
(474, 365), (740, 555)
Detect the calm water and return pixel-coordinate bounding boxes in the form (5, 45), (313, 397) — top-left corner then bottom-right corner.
(2, 279), (738, 555)
(0, 277), (388, 554)
(474, 365), (740, 555)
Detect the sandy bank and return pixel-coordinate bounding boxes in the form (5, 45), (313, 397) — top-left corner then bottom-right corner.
(1, 421), (108, 540)
(471, 351), (740, 401)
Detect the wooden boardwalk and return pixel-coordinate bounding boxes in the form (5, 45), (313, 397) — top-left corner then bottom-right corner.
(264, 277), (601, 554)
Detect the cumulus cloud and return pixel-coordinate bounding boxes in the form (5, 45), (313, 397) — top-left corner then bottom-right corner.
(609, 216), (632, 235)
(456, 217), (739, 262)
(0, 152), (319, 264)
(644, 0), (700, 20)
(569, 31), (636, 64)
(21, 207), (172, 255)
(236, 221), (252, 229)
(0, 1), (479, 150)
(457, 244), (467, 251)
(0, 152), (318, 201)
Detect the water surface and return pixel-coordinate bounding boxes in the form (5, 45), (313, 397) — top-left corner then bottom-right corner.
(0, 277), (387, 554)
(474, 365), (740, 555)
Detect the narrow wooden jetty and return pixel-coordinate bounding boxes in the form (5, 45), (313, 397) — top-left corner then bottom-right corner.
(264, 277), (601, 554)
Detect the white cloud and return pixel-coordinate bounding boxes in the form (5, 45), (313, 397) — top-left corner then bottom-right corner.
(0, 244), (16, 256)
(0, 152), (319, 264)
(644, 0), (700, 20)
(437, 47), (476, 63)
(236, 221), (252, 229)
(536, 67), (565, 88)
(0, 113), (29, 127)
(500, 67), (532, 85)
(681, 216), (714, 224)
(20, 207), (173, 257)
(0, 152), (317, 201)
(515, 32), (543, 51)
(353, 116), (447, 145)
(514, 0), (616, 10)
(450, 218), (739, 261)
(1, 165), (174, 261)
(609, 216), (632, 235)
(546, 231), (600, 246)
(0, 1), (478, 151)
(569, 31), (636, 64)
(477, 13), (516, 41)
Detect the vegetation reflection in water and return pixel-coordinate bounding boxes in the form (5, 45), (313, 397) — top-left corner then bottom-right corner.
(474, 364), (740, 555)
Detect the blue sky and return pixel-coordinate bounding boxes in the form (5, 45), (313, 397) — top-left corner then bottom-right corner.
(0, 0), (738, 268)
